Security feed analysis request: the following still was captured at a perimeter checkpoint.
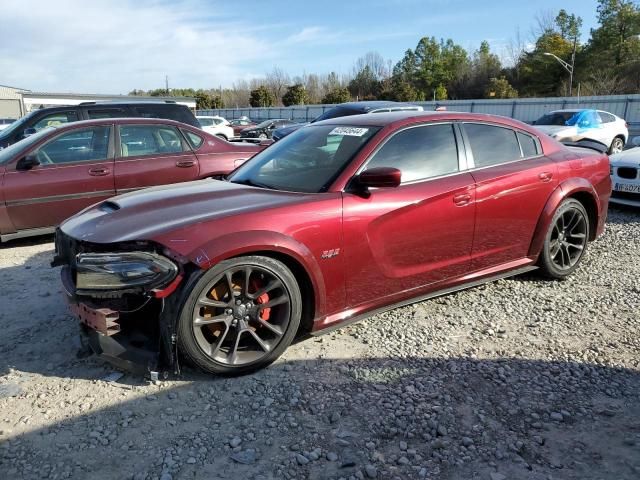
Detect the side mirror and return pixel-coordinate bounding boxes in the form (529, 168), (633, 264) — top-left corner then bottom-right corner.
(16, 153), (40, 171)
(268, 124), (276, 130)
(356, 167), (402, 189)
(632, 136), (640, 147)
(23, 128), (37, 138)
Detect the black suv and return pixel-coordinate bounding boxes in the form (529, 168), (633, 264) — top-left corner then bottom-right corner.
(0, 101), (200, 149)
(271, 101), (423, 141)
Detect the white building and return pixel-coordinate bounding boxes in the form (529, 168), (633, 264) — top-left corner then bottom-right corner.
(0, 87), (196, 118)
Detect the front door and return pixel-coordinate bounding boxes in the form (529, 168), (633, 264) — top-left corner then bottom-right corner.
(3, 125), (115, 231)
(342, 123), (476, 308)
(114, 124), (198, 194)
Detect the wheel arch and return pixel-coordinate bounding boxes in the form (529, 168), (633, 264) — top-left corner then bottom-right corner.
(528, 179), (601, 259)
(186, 231), (326, 327)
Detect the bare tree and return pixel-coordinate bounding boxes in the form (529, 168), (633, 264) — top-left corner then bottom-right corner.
(264, 67), (291, 106)
(353, 51), (389, 80)
(531, 9), (556, 39)
(580, 71), (625, 96)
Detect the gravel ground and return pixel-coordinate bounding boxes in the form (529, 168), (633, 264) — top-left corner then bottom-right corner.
(0, 206), (639, 480)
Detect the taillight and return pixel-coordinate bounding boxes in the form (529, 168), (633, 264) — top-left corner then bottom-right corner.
(625, 122), (629, 129)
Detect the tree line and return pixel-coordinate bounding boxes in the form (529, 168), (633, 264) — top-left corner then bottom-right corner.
(130, 0), (640, 109)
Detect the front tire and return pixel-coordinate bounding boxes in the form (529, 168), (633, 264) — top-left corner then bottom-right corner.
(538, 198), (589, 279)
(177, 256), (301, 375)
(215, 134), (228, 141)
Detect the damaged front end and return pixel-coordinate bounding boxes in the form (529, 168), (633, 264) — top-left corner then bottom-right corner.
(53, 229), (190, 377)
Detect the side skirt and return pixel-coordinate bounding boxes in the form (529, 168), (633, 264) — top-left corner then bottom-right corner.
(1, 227), (56, 242)
(311, 264), (538, 337)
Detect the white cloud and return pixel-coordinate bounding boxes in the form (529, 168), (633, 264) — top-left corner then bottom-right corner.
(286, 26), (327, 44)
(0, 0), (275, 93)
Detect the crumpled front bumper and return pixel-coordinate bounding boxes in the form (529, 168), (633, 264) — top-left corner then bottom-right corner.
(62, 266), (164, 376)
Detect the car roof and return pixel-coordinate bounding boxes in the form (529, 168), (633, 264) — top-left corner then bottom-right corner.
(312, 110), (534, 130)
(335, 101), (417, 110)
(43, 117), (199, 132)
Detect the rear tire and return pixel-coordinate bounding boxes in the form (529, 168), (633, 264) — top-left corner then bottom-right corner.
(216, 134), (228, 141)
(538, 198), (589, 279)
(608, 136), (625, 154)
(177, 256), (301, 375)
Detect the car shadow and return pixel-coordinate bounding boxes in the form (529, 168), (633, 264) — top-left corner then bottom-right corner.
(0, 233), (55, 250)
(0, 356), (638, 480)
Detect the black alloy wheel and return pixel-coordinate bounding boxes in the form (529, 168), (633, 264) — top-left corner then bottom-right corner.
(177, 256), (301, 375)
(539, 198), (589, 279)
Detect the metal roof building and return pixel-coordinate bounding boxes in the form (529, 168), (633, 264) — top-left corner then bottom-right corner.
(21, 92), (196, 112)
(0, 84), (30, 118)
(0, 87), (196, 118)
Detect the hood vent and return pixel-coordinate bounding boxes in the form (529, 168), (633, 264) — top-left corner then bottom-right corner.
(99, 201), (121, 213)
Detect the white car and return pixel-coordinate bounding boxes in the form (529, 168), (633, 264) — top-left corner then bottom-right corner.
(610, 136), (640, 207)
(533, 109), (628, 154)
(196, 115), (234, 141)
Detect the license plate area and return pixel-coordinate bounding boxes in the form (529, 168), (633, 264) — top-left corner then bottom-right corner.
(614, 183), (640, 193)
(69, 301), (120, 336)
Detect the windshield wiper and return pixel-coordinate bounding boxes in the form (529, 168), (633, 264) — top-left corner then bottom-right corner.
(231, 178), (277, 190)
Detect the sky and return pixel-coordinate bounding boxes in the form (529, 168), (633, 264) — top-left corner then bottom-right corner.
(0, 0), (602, 94)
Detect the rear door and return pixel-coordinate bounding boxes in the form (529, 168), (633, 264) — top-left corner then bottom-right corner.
(462, 123), (558, 270)
(114, 123), (198, 193)
(3, 125), (115, 231)
(342, 123), (476, 308)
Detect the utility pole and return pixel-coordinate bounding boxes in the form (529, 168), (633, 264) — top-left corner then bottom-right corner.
(165, 75), (169, 95)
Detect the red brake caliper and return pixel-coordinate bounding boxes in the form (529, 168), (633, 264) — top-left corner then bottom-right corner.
(251, 279), (271, 321)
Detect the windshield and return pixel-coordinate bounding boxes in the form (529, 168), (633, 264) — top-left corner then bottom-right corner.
(0, 111), (37, 140)
(535, 111), (580, 126)
(0, 127), (54, 163)
(228, 124), (380, 193)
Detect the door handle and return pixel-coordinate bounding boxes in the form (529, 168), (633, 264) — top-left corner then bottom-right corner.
(176, 160), (196, 168)
(453, 193), (471, 206)
(538, 171), (553, 182)
(88, 167), (110, 176)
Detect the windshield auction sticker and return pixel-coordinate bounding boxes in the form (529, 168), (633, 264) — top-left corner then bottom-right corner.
(329, 127), (369, 137)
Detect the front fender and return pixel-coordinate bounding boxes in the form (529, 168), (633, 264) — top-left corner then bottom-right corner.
(528, 178), (600, 259)
(187, 230), (327, 320)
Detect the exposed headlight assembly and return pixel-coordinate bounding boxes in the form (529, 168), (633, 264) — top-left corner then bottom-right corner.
(75, 251), (178, 291)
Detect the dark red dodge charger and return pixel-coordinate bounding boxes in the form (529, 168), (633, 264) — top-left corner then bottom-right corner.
(54, 111), (611, 376)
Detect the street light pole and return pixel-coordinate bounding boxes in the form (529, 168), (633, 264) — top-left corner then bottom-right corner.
(543, 51), (575, 96)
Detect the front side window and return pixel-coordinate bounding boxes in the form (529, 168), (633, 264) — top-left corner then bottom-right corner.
(35, 126), (110, 164)
(464, 123), (521, 168)
(365, 124), (459, 183)
(229, 124), (380, 193)
(32, 111), (78, 131)
(119, 125), (186, 157)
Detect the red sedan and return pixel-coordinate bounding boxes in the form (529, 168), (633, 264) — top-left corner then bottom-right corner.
(55, 111), (611, 376)
(0, 118), (262, 241)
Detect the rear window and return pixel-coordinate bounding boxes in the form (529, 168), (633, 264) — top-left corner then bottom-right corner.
(464, 123), (522, 167)
(87, 108), (127, 119)
(132, 104), (197, 127)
